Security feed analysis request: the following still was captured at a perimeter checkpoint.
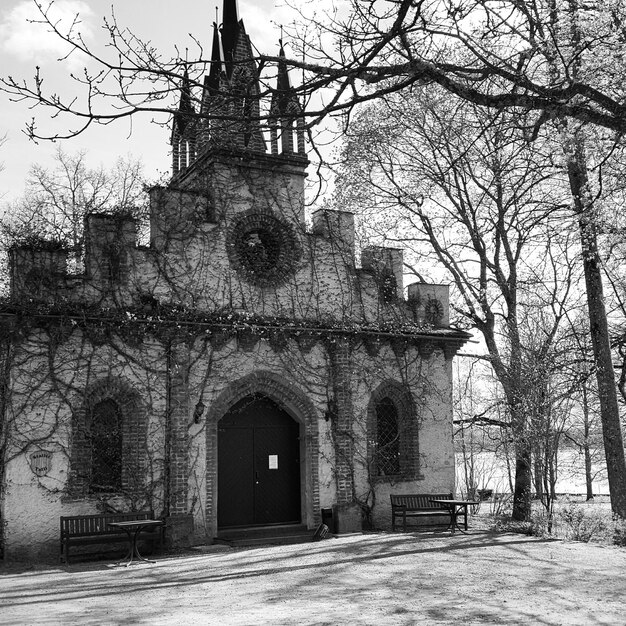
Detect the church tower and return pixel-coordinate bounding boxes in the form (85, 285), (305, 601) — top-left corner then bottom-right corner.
(169, 0), (307, 180)
(155, 0), (311, 271)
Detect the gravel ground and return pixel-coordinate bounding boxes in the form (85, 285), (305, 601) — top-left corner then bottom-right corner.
(1, 530), (625, 625)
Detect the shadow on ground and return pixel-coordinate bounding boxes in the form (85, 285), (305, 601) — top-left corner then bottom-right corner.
(1, 531), (624, 625)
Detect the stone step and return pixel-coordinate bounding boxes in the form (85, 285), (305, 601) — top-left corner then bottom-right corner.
(216, 523), (330, 547)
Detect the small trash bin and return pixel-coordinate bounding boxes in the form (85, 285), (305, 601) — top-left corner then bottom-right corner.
(321, 507), (335, 534)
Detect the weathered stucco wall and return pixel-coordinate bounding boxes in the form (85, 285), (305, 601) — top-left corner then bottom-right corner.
(1, 145), (467, 561)
(2, 332), (168, 560)
(1, 320), (457, 559)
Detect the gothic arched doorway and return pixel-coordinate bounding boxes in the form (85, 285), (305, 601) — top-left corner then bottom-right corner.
(218, 394), (302, 528)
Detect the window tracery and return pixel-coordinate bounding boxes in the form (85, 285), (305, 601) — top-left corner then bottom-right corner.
(375, 397), (400, 476)
(90, 399), (123, 492)
(368, 381), (419, 480)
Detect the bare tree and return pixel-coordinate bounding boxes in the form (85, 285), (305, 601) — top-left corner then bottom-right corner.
(552, 2), (626, 518)
(556, 313), (606, 501)
(1, 148), (147, 261)
(334, 87), (581, 520)
(332, 0), (626, 521)
(4, 1), (626, 138)
(453, 356), (511, 504)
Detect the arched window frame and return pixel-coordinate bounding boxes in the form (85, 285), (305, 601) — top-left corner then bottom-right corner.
(67, 378), (148, 499)
(368, 381), (420, 480)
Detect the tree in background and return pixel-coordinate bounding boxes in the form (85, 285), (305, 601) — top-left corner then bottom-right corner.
(328, 1), (626, 519)
(453, 356), (512, 503)
(550, 4), (626, 519)
(454, 304), (607, 516)
(557, 314), (606, 502)
(334, 87), (581, 520)
(0, 149), (147, 277)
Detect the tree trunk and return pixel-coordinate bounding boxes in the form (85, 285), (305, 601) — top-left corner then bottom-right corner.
(512, 447), (532, 520)
(581, 381), (595, 501)
(533, 443), (544, 501)
(584, 445), (594, 501)
(512, 407), (532, 520)
(566, 138), (626, 518)
(548, 450), (557, 502)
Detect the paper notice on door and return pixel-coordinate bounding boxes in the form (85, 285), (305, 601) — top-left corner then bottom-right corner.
(268, 455), (278, 470)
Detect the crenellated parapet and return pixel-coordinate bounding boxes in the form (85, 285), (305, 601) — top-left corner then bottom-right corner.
(361, 246), (404, 302)
(9, 213), (142, 305)
(311, 208), (355, 261)
(84, 213), (137, 284)
(7, 205), (453, 340)
(9, 244), (69, 301)
(407, 282), (450, 327)
(4, 194), (450, 346)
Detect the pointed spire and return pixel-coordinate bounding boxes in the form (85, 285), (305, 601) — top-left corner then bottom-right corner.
(277, 40), (291, 93)
(173, 68), (195, 134)
(275, 40), (293, 110)
(223, 0), (239, 27)
(272, 40), (301, 116)
(206, 21), (224, 94)
(171, 68), (198, 175)
(221, 0), (241, 77)
(270, 39), (306, 158)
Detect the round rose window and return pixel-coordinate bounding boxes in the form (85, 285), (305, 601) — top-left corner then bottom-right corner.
(227, 211), (301, 287)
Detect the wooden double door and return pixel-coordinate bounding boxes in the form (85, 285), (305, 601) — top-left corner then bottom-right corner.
(218, 395), (301, 528)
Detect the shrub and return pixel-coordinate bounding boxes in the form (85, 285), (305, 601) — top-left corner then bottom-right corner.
(612, 516), (626, 547)
(491, 515), (544, 537)
(557, 502), (608, 542)
(489, 492), (513, 517)
(479, 496), (624, 546)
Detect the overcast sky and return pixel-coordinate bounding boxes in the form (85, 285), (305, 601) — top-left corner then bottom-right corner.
(0, 0), (302, 203)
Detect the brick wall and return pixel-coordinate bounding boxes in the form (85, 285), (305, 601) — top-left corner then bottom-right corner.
(327, 337), (356, 506)
(166, 340), (191, 517)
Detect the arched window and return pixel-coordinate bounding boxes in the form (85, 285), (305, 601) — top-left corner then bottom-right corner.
(90, 399), (122, 492)
(376, 397), (400, 476)
(368, 382), (419, 480)
(69, 378), (148, 498)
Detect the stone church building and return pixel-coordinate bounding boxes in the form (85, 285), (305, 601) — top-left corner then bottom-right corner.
(0, 2), (469, 560)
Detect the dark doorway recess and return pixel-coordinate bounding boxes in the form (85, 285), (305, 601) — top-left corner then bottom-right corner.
(218, 394), (301, 528)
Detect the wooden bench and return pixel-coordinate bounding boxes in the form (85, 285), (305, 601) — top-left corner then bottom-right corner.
(60, 511), (163, 563)
(390, 493), (455, 532)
